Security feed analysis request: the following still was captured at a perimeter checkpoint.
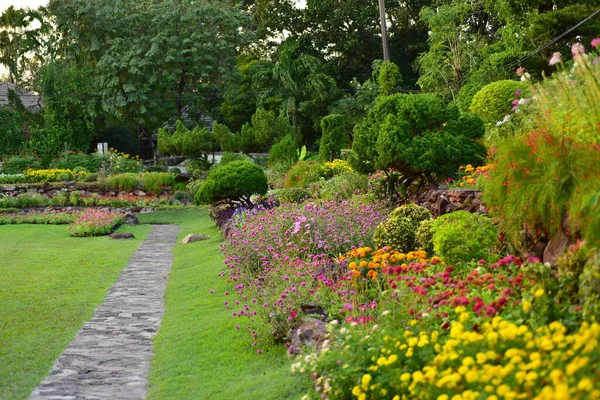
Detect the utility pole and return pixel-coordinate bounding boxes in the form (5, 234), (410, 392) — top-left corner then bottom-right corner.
(378, 0), (390, 61)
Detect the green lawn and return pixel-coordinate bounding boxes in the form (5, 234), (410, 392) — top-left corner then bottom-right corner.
(143, 209), (311, 399)
(0, 223), (151, 400)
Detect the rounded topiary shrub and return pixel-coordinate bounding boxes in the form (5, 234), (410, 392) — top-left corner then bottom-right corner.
(580, 251), (600, 323)
(373, 204), (432, 252)
(194, 160), (268, 205)
(415, 218), (434, 254)
(283, 160), (322, 189)
(430, 211), (498, 266)
(470, 80), (529, 124)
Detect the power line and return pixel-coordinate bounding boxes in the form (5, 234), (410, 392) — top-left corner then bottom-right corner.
(8, 86), (441, 104)
(504, 7), (600, 71)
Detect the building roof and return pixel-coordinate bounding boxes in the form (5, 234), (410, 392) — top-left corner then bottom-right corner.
(0, 81), (42, 112)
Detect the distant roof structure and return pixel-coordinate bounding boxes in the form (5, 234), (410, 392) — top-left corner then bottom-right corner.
(0, 81), (43, 112)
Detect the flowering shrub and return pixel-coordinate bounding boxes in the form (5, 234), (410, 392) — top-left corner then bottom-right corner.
(49, 151), (105, 172)
(484, 40), (600, 249)
(446, 164), (492, 190)
(299, 316), (600, 400)
(319, 159), (353, 180)
(293, 247), (593, 399)
(220, 198), (389, 346)
(101, 148), (142, 174)
(0, 152), (42, 174)
(68, 209), (125, 237)
(223, 198), (389, 277)
(23, 168), (88, 183)
(0, 173), (27, 184)
(0, 210), (79, 225)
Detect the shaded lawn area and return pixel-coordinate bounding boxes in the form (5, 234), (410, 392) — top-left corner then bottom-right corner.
(0, 223), (151, 400)
(143, 208), (311, 400)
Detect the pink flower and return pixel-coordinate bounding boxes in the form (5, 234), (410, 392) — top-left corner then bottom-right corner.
(516, 67), (526, 77)
(571, 42), (585, 57)
(549, 52), (562, 66)
(591, 38), (600, 48)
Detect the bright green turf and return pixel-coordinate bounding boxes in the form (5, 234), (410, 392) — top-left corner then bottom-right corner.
(0, 223), (151, 400)
(143, 208), (311, 400)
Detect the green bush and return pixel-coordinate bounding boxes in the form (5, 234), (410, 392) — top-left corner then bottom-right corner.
(318, 172), (369, 201)
(84, 173), (98, 182)
(319, 114), (348, 162)
(470, 80), (529, 124)
(50, 191), (68, 207)
(430, 211), (498, 266)
(83, 193), (100, 207)
(350, 93), (486, 183)
(580, 251), (600, 322)
(415, 218), (434, 254)
(373, 204), (432, 252)
(277, 187), (311, 204)
(1, 153), (43, 174)
(194, 161), (268, 205)
(49, 151), (104, 172)
(69, 190), (85, 206)
(283, 160), (322, 189)
(217, 152), (251, 168)
(268, 134), (298, 168)
(15, 193), (45, 208)
(140, 172), (175, 195)
(102, 173), (139, 192)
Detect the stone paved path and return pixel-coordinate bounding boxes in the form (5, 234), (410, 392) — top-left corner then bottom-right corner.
(30, 224), (180, 400)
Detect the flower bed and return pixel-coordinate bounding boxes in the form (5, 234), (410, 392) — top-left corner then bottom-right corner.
(0, 209), (126, 237)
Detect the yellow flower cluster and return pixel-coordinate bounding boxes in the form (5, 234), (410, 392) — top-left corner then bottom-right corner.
(108, 148), (141, 160)
(351, 316), (600, 400)
(457, 164), (492, 188)
(322, 159), (353, 178)
(24, 169), (87, 183)
(344, 247), (428, 281)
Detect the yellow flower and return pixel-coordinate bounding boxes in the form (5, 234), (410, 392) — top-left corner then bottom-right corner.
(522, 300), (532, 312)
(400, 372), (411, 382)
(535, 288), (545, 297)
(578, 378), (594, 391)
(497, 384), (510, 396)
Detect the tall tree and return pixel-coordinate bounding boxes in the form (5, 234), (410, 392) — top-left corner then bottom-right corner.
(0, 6), (45, 87)
(48, 0), (250, 158)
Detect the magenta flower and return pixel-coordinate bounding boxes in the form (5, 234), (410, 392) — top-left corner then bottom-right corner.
(591, 38), (600, 48)
(549, 52), (562, 66)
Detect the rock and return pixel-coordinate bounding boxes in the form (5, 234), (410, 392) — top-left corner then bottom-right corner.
(301, 302), (328, 320)
(543, 230), (570, 265)
(175, 173), (191, 183)
(435, 195), (449, 216)
(290, 318), (328, 354)
(1, 185), (16, 191)
(180, 233), (211, 245)
(130, 206), (143, 213)
(124, 212), (139, 225)
(109, 233), (134, 239)
(134, 190), (146, 196)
